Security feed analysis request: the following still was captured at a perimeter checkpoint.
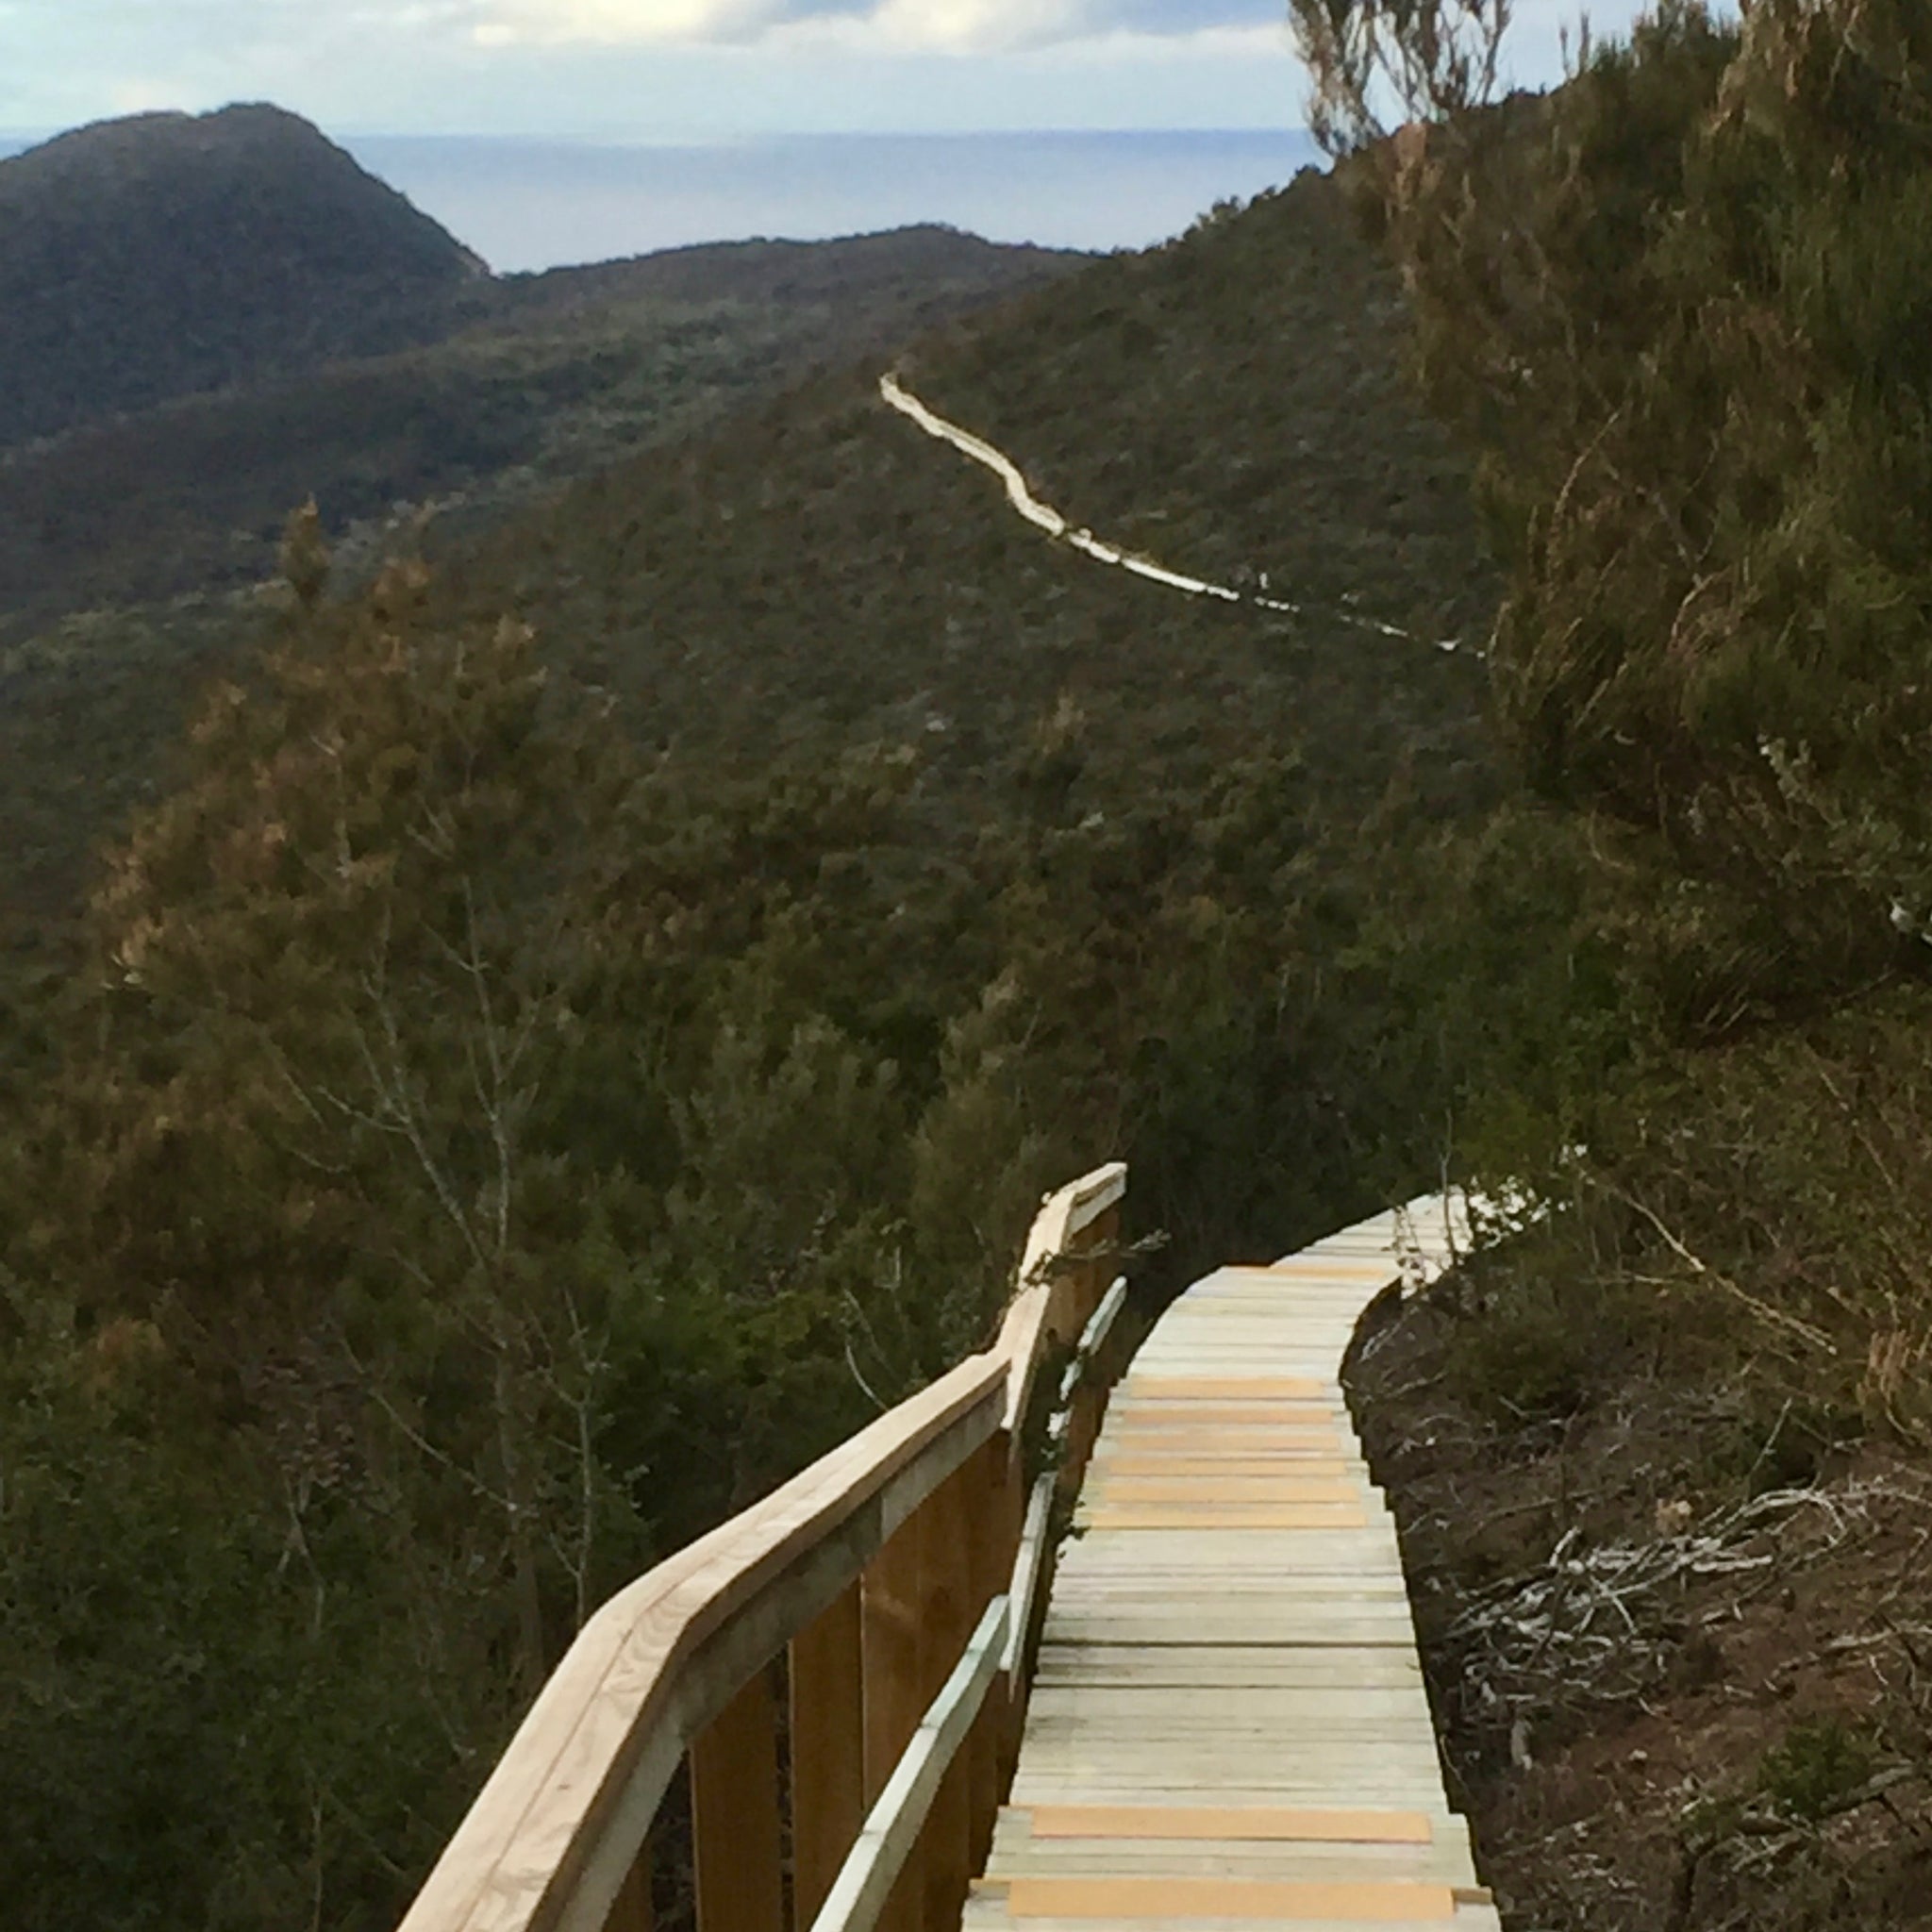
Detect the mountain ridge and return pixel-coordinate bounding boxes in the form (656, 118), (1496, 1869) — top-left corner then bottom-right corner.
(0, 103), (484, 447)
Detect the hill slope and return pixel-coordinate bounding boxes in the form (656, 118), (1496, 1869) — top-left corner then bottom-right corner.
(0, 224), (1082, 627)
(0, 104), (484, 447)
(5, 32), (1931, 1932)
(442, 171), (1491, 765)
(0, 158), (1526, 1932)
(0, 220), (1083, 929)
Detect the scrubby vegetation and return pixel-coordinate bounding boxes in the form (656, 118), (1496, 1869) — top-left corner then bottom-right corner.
(1292, 0), (1932, 1923)
(0, 147), (1530, 1926)
(0, 221), (1080, 629)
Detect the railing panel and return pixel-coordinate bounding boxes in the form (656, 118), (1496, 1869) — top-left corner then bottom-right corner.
(691, 1668), (783, 1932)
(398, 1164), (1129, 1932)
(403, 1355), (1005, 1932)
(858, 1511), (924, 1806)
(607, 1846), (652, 1932)
(997, 1165), (1126, 1437)
(806, 1600), (1010, 1932)
(791, 1584), (866, 1928)
(964, 1439), (1015, 1866)
(915, 1466), (977, 1932)
(860, 1508), (926, 1932)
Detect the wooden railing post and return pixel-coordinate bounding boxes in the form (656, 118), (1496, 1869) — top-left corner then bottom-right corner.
(791, 1582), (867, 1930)
(691, 1666), (785, 1932)
(608, 1840), (654, 1932)
(861, 1509), (926, 1932)
(965, 1435), (1016, 1866)
(916, 1463), (977, 1932)
(1077, 1204), (1118, 1331)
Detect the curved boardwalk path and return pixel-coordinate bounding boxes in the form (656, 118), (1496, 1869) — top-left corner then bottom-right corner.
(879, 374), (1464, 653)
(966, 1200), (1499, 1932)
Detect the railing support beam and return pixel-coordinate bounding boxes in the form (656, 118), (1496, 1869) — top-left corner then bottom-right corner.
(608, 1840), (653, 1932)
(691, 1667), (784, 1932)
(916, 1462), (977, 1932)
(395, 1163), (1128, 1932)
(791, 1581), (867, 1930)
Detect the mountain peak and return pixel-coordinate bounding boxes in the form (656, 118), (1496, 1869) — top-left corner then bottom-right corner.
(0, 103), (487, 447)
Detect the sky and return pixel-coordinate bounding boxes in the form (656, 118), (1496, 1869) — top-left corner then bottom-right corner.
(3, 0), (1654, 142)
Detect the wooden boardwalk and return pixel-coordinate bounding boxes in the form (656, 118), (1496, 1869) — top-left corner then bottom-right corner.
(964, 1201), (1497, 1932)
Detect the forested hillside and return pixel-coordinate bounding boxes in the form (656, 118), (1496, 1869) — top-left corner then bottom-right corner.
(1287, 2), (1932, 1925)
(0, 153), (1529, 1931)
(0, 105), (484, 446)
(0, 222), (1080, 628)
(0, 215), (1078, 931)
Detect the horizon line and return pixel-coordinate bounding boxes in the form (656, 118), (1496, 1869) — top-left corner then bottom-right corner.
(3, 121), (1316, 147)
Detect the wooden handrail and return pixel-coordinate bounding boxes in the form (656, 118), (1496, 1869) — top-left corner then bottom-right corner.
(1007, 1274), (1126, 1695)
(996, 1162), (1125, 1434)
(398, 1163), (1129, 1932)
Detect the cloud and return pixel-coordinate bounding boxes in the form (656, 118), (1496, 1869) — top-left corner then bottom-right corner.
(875, 0), (1097, 52)
(470, 0), (787, 44)
(462, 0), (1280, 50)
(781, 0), (1092, 53)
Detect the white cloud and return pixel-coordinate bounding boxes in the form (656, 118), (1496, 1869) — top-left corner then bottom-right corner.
(1042, 20), (1288, 59)
(470, 0), (784, 45)
(460, 0), (1277, 52)
(862, 0), (1091, 53)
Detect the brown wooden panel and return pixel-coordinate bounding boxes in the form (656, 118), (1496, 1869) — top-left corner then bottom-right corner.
(966, 1438), (1014, 1861)
(1021, 1806), (1434, 1844)
(861, 1517), (925, 1802)
(988, 1876), (1455, 1921)
(790, 1582), (865, 1928)
(860, 1510), (924, 1932)
(606, 1838), (654, 1932)
(1074, 1207), (1120, 1331)
(917, 1461), (977, 1932)
(691, 1667), (784, 1932)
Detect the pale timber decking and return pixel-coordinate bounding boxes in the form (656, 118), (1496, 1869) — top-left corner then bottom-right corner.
(966, 1199), (1497, 1932)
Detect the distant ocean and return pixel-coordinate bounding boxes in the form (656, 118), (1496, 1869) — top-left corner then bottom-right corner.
(0, 127), (1322, 275)
(346, 130), (1324, 273)
(0, 125), (1321, 273)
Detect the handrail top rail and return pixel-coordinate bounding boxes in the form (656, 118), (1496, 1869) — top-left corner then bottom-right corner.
(1023, 1162), (1124, 1279)
(399, 1160), (1126, 1932)
(998, 1162), (1124, 1432)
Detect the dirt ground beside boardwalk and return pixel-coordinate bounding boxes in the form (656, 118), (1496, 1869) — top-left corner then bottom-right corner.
(1345, 1280), (1932, 1931)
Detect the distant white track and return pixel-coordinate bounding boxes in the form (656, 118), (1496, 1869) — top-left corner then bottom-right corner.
(879, 373), (1464, 651)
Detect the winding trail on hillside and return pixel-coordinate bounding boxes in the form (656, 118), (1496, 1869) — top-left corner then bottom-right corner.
(879, 373), (1465, 652)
